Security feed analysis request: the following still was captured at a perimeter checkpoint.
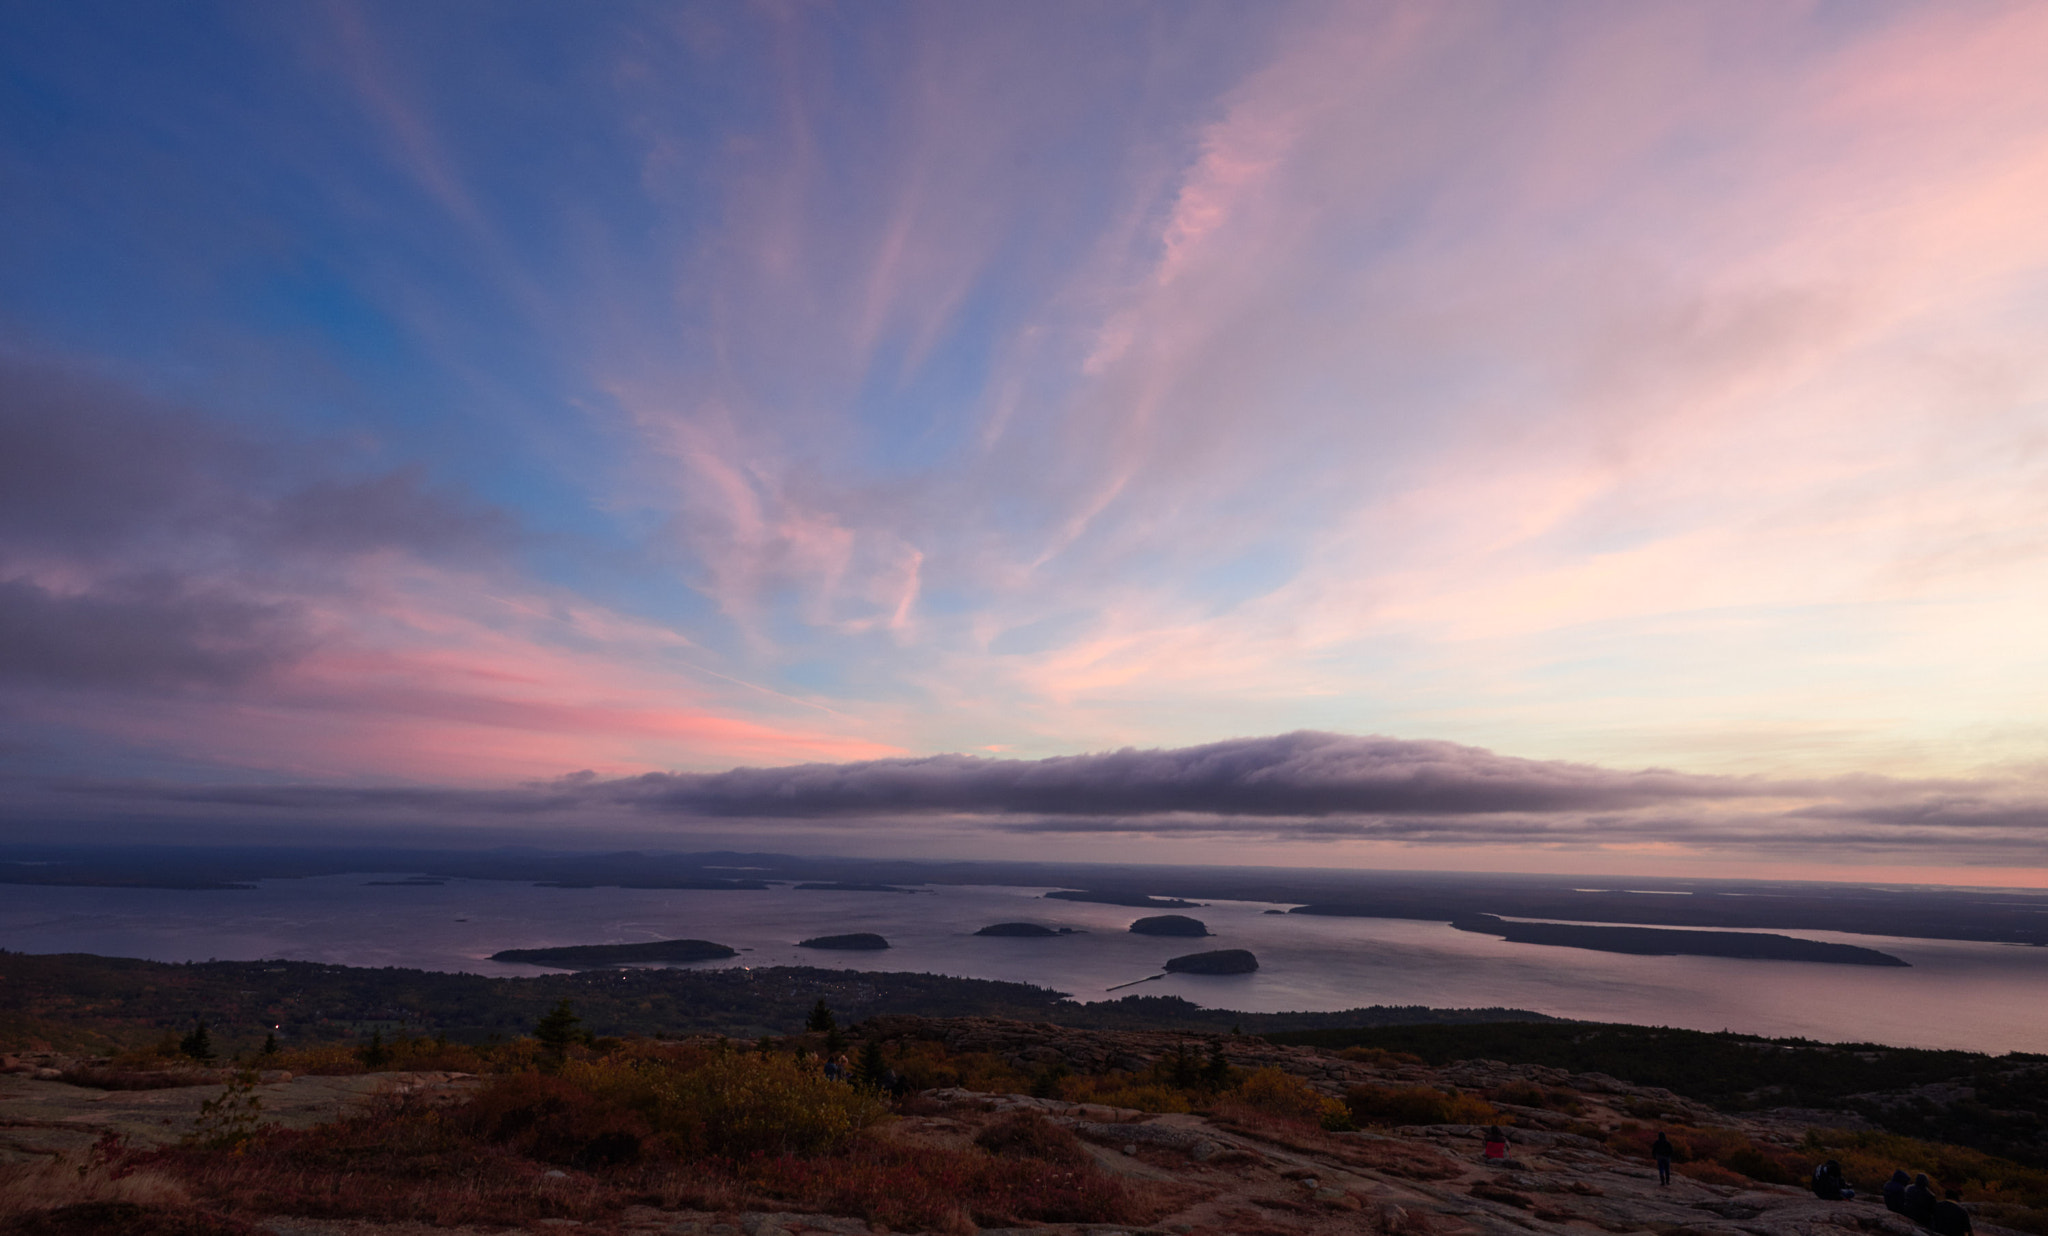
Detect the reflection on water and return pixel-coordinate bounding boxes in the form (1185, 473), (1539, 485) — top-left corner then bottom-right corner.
(5, 877), (2046, 1054)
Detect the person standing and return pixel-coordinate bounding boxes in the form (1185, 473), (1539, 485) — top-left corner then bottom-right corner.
(1651, 1133), (1674, 1186)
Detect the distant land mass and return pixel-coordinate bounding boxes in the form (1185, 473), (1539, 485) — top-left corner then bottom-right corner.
(0, 950), (1564, 1049)
(1164, 948), (1259, 974)
(532, 878), (770, 890)
(1450, 915), (1910, 966)
(799, 933), (891, 950)
(489, 939), (738, 967)
(9, 844), (2048, 945)
(974, 923), (1079, 937)
(795, 882), (920, 893)
(1130, 914), (1210, 937)
(1046, 890), (1202, 908)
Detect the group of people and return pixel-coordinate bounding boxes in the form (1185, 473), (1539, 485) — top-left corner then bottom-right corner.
(1639, 1136), (1972, 1236)
(1880, 1169), (1974, 1236)
(817, 1051), (913, 1098)
(1809, 1160), (1973, 1236)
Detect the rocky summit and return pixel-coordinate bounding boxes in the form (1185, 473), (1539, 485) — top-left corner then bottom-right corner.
(0, 1018), (2030, 1236)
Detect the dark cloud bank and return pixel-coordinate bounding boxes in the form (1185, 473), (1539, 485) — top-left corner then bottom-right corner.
(27, 731), (2045, 860)
(0, 356), (508, 693)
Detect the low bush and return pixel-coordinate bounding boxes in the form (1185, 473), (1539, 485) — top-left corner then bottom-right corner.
(1229, 1067), (1328, 1121)
(1345, 1083), (1498, 1126)
(973, 1111), (1090, 1166)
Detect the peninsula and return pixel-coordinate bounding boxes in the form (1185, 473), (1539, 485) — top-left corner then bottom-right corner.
(1450, 915), (1910, 965)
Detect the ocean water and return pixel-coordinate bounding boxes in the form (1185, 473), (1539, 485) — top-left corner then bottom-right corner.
(5, 876), (2046, 1055)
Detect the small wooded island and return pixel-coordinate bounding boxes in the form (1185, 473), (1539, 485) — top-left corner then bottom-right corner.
(1129, 914), (1210, 937)
(1164, 948), (1259, 974)
(1451, 915), (1909, 965)
(797, 932), (891, 950)
(489, 938), (737, 967)
(974, 922), (1080, 937)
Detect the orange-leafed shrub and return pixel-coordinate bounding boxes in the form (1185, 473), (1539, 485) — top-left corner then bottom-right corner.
(1344, 1083), (1498, 1127)
(1230, 1067), (1328, 1121)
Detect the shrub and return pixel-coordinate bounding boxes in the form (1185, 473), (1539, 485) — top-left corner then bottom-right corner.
(1345, 1083), (1498, 1126)
(973, 1112), (1089, 1166)
(1231, 1067), (1327, 1121)
(561, 1049), (887, 1158)
(1340, 1046), (1425, 1067)
(459, 1071), (652, 1167)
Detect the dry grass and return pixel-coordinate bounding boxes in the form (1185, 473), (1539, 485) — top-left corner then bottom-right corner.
(0, 1149), (192, 1224)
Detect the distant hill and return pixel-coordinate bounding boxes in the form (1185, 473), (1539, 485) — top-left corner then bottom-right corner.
(489, 939), (737, 967)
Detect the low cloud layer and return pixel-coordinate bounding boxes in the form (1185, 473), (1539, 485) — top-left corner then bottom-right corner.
(597, 731), (1766, 818)
(17, 731), (2044, 868)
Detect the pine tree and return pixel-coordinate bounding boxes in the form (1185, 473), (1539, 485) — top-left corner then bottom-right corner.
(805, 999), (836, 1033)
(179, 1020), (215, 1063)
(260, 1032), (278, 1057)
(857, 1038), (888, 1088)
(359, 1029), (392, 1068)
(1202, 1039), (1233, 1089)
(535, 999), (583, 1064)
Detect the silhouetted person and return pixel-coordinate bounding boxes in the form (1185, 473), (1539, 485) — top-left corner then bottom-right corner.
(1931, 1189), (1972, 1236)
(1904, 1174), (1937, 1223)
(1651, 1133), (1674, 1186)
(1884, 1171), (1911, 1213)
(1812, 1160), (1851, 1201)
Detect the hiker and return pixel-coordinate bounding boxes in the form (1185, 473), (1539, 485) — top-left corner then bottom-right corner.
(1931, 1188), (1973, 1236)
(1884, 1170), (1911, 1213)
(822, 1057), (841, 1080)
(1811, 1160), (1853, 1201)
(1904, 1174), (1938, 1224)
(1483, 1125), (1508, 1163)
(1650, 1132), (1674, 1186)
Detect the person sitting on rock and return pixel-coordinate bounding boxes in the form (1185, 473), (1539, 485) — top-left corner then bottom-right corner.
(1931, 1188), (1973, 1236)
(1884, 1171), (1911, 1213)
(1483, 1125), (1508, 1163)
(1904, 1173), (1938, 1223)
(1650, 1132), (1674, 1186)
(1811, 1160), (1852, 1201)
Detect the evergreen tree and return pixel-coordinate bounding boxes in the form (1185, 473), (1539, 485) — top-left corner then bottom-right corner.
(805, 999), (836, 1033)
(758, 1035), (775, 1056)
(826, 1025), (848, 1057)
(535, 998), (584, 1064)
(857, 1038), (888, 1088)
(260, 1032), (278, 1057)
(179, 1019), (215, 1063)
(359, 1029), (392, 1068)
(1202, 1039), (1233, 1089)
(1167, 1042), (1200, 1089)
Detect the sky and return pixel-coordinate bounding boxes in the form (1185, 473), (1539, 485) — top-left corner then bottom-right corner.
(3, 1), (2047, 881)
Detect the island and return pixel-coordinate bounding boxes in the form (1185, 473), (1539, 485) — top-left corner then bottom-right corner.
(489, 938), (738, 968)
(974, 922), (1080, 937)
(1164, 949), (1259, 974)
(1046, 890), (1202, 908)
(1130, 914), (1210, 937)
(795, 882), (921, 893)
(798, 932), (891, 950)
(1450, 915), (1909, 966)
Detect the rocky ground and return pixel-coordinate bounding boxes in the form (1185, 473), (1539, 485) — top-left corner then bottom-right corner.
(0, 1024), (2017, 1236)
